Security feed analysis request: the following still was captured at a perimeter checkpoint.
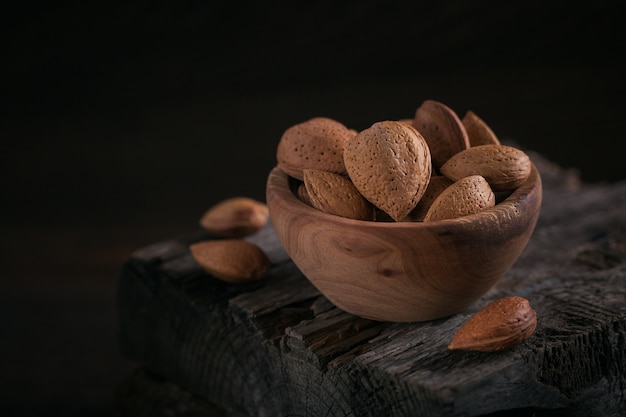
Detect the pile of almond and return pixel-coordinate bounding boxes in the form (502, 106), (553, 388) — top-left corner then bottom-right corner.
(276, 100), (532, 222)
(186, 100), (538, 351)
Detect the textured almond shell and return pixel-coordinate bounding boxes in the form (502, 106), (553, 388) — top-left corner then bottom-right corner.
(440, 144), (532, 191)
(199, 197), (269, 238)
(406, 175), (454, 221)
(412, 100), (470, 170)
(303, 169), (375, 221)
(448, 296), (537, 352)
(462, 110), (501, 147)
(343, 121), (432, 221)
(423, 175), (495, 222)
(189, 240), (271, 283)
(296, 183), (313, 206)
(276, 117), (354, 180)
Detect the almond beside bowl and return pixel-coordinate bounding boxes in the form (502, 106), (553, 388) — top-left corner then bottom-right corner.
(266, 165), (542, 322)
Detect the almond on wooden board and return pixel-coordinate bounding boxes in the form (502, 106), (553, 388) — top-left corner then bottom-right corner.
(303, 169), (375, 221)
(423, 175), (495, 222)
(439, 144), (532, 191)
(462, 110), (501, 147)
(189, 239), (271, 283)
(276, 117), (355, 181)
(199, 197), (269, 238)
(412, 100), (470, 171)
(448, 296), (537, 352)
(343, 120), (432, 221)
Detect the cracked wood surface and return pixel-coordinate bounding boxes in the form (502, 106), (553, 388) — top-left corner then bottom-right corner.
(117, 151), (626, 417)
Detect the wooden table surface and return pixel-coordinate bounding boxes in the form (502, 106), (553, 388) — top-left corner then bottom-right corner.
(2, 2), (624, 416)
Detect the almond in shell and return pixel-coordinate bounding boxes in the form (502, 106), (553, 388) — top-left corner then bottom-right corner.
(462, 110), (501, 147)
(296, 182), (313, 206)
(343, 121), (432, 221)
(423, 175), (495, 222)
(200, 197), (269, 238)
(448, 296), (537, 352)
(303, 169), (375, 221)
(190, 239), (271, 283)
(412, 100), (470, 170)
(406, 175), (454, 221)
(276, 117), (355, 181)
(439, 144), (532, 191)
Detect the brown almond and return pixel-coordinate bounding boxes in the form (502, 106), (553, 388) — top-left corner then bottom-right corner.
(343, 121), (432, 221)
(462, 110), (501, 147)
(303, 169), (375, 221)
(412, 100), (470, 170)
(199, 197), (269, 238)
(448, 296), (537, 352)
(439, 144), (532, 191)
(296, 182), (313, 206)
(423, 175), (495, 222)
(189, 239), (271, 283)
(276, 117), (354, 180)
(405, 175), (454, 221)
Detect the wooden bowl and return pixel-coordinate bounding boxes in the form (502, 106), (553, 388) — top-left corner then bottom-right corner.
(266, 165), (542, 322)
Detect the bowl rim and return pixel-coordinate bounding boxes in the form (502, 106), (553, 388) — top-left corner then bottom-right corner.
(266, 164), (542, 231)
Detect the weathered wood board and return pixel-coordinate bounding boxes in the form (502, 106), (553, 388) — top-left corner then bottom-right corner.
(117, 150), (626, 417)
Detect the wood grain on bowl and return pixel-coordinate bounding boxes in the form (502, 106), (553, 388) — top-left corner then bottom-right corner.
(266, 164), (542, 322)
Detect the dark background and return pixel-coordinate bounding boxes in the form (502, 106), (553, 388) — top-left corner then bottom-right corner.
(2, 1), (625, 415)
